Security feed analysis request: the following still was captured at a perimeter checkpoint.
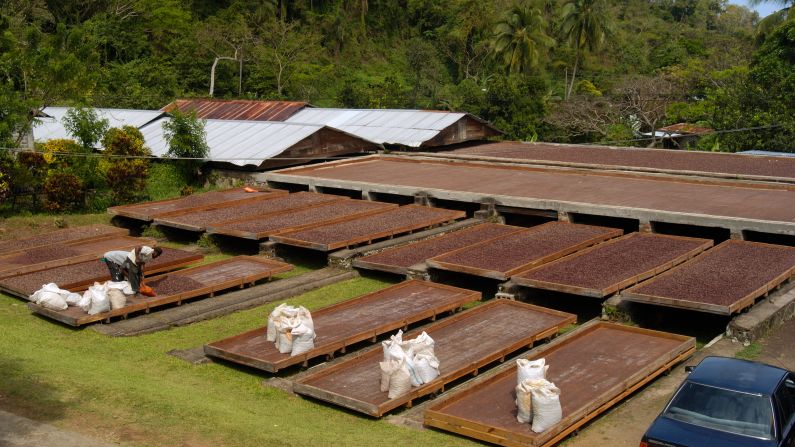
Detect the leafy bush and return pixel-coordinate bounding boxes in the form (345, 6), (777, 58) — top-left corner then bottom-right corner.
(39, 138), (103, 189)
(101, 126), (151, 204)
(162, 111), (208, 183)
(43, 172), (84, 212)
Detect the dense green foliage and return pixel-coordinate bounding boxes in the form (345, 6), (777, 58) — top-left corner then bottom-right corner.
(100, 126), (150, 203)
(0, 0), (793, 151)
(162, 110), (209, 182)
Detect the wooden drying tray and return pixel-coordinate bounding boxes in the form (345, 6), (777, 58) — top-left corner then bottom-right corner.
(206, 201), (398, 240)
(0, 248), (203, 299)
(0, 225), (129, 257)
(512, 233), (713, 298)
(28, 256), (292, 326)
(0, 236), (156, 280)
(424, 321), (695, 447)
(621, 240), (795, 315)
(270, 206), (466, 252)
(352, 223), (526, 276)
(426, 224), (623, 281)
(152, 192), (345, 233)
(204, 280), (480, 372)
(108, 188), (288, 221)
(293, 300), (576, 417)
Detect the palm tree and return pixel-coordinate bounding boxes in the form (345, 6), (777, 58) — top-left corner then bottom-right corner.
(559, 0), (611, 99)
(492, 3), (555, 75)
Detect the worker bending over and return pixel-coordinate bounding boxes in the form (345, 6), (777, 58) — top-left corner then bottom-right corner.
(102, 246), (162, 293)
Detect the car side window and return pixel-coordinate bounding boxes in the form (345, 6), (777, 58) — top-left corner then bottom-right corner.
(776, 376), (795, 427)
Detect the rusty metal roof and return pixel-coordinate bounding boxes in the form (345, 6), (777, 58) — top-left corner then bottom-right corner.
(657, 123), (713, 135)
(161, 99), (309, 121)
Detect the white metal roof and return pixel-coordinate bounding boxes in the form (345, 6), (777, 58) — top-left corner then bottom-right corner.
(33, 107), (166, 144)
(139, 118), (327, 167)
(285, 108), (467, 147)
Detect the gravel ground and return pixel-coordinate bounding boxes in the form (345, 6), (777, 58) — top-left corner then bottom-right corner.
(518, 234), (708, 291)
(628, 241), (795, 306)
(450, 142), (795, 179)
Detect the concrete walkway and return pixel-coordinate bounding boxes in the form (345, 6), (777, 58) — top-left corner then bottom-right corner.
(0, 410), (115, 447)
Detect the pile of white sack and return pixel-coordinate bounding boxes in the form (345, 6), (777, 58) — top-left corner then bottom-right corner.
(29, 281), (134, 315)
(379, 330), (440, 399)
(266, 304), (315, 357)
(515, 358), (562, 433)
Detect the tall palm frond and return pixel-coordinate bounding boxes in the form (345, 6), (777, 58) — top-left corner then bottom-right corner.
(492, 3), (555, 75)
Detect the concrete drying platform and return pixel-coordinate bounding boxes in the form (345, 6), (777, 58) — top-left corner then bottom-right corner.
(153, 191), (343, 232)
(28, 256), (291, 326)
(207, 200), (397, 240)
(0, 247), (203, 298)
(262, 155), (795, 235)
(108, 188), (287, 222)
(294, 300), (576, 417)
(427, 222), (622, 280)
(0, 225), (128, 256)
(204, 280), (480, 372)
(270, 205), (465, 252)
(424, 321), (695, 447)
(623, 240), (795, 315)
(353, 223), (525, 275)
(0, 236), (156, 280)
(427, 141), (795, 182)
(513, 233), (712, 298)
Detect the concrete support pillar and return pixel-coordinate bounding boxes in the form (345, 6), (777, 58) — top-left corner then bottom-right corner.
(308, 183), (318, 192)
(414, 192), (433, 207)
(259, 241), (279, 258)
(558, 211), (572, 223)
(496, 281), (520, 300)
(474, 198), (502, 222)
(639, 220), (653, 233)
(362, 190), (376, 201)
(730, 231), (744, 241)
(406, 264), (431, 281)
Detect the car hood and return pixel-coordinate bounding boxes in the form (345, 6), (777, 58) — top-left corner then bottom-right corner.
(645, 416), (775, 447)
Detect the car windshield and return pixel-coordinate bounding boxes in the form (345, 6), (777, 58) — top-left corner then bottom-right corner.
(663, 382), (774, 439)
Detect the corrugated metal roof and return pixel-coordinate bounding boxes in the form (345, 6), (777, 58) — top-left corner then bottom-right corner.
(285, 108), (469, 147)
(161, 99), (309, 121)
(739, 150), (795, 158)
(34, 107), (166, 144)
(139, 118), (328, 167)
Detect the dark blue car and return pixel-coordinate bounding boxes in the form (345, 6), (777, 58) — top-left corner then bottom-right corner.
(641, 356), (795, 447)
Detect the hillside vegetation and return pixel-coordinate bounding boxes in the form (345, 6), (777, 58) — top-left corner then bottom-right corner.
(1, 0), (793, 151)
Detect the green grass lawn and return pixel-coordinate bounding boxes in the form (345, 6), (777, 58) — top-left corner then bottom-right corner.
(0, 274), (479, 447)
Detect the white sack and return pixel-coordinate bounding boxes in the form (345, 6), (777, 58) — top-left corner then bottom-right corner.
(297, 306), (314, 331)
(379, 359), (401, 393)
(403, 348), (423, 387)
(414, 353), (440, 384)
(407, 331), (435, 357)
(77, 290), (92, 312)
(387, 360), (412, 399)
(36, 291), (68, 310)
(107, 280), (134, 296)
(266, 303), (288, 342)
(277, 331), (293, 354)
(64, 292), (82, 306)
(515, 380), (535, 424)
(290, 322), (316, 356)
(531, 382), (562, 433)
(517, 358), (547, 384)
(86, 282), (110, 315)
(107, 289), (127, 310)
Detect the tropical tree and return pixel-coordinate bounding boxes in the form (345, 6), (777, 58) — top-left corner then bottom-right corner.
(162, 111), (208, 183)
(492, 3), (555, 75)
(559, 0), (611, 99)
(750, 0), (794, 40)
